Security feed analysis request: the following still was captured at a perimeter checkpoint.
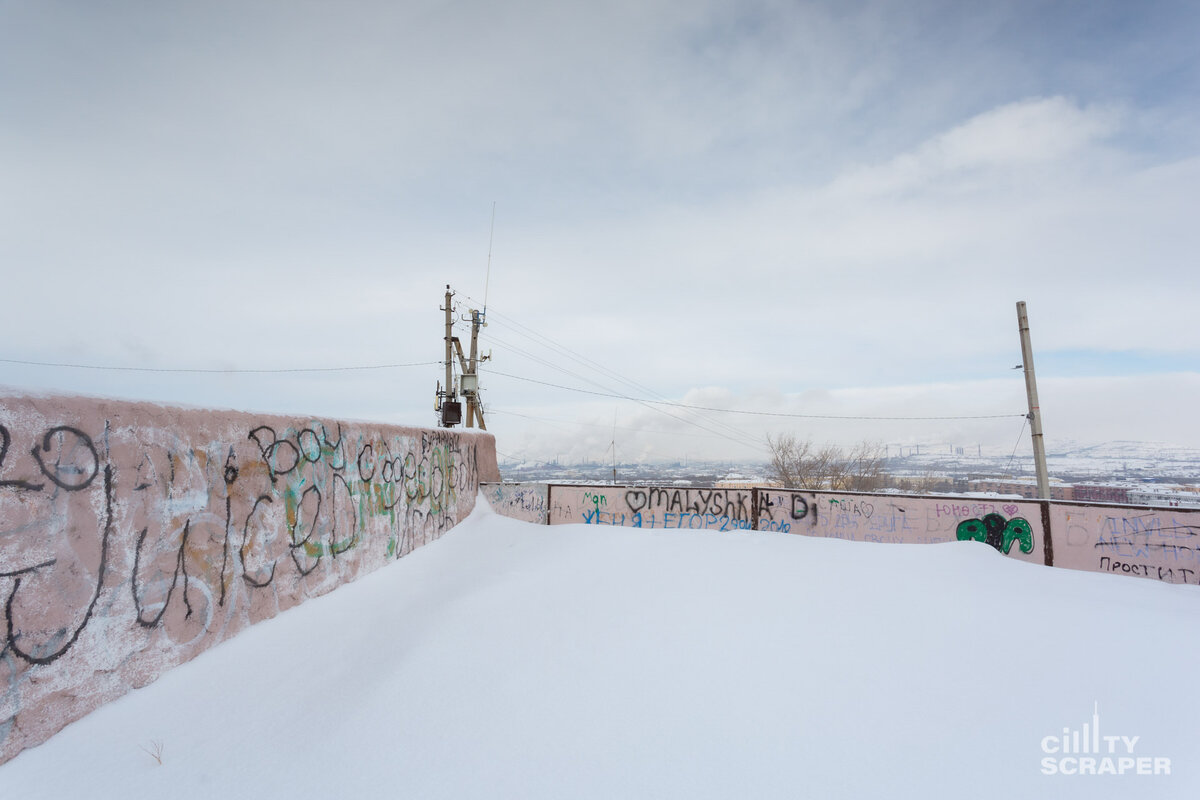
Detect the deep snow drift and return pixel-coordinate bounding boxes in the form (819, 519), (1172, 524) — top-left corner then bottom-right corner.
(2, 496), (1198, 799)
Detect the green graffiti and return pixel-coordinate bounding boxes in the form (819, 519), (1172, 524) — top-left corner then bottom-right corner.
(957, 518), (986, 542)
(1003, 517), (1033, 554)
(301, 534), (359, 559)
(956, 512), (1034, 555)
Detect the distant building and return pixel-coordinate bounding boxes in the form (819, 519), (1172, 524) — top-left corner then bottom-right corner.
(715, 477), (781, 490)
(1071, 484), (1131, 504)
(967, 479), (1073, 501)
(964, 480), (1200, 508)
(1127, 488), (1200, 509)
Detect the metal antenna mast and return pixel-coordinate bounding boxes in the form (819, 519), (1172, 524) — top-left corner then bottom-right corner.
(483, 201), (495, 316)
(440, 209), (497, 430)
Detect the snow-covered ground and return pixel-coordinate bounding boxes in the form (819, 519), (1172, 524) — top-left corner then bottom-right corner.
(3, 496), (1199, 799)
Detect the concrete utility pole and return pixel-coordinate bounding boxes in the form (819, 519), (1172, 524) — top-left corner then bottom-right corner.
(438, 286), (460, 428)
(464, 309), (486, 430)
(1016, 301), (1051, 499)
(611, 411), (617, 485)
(444, 286), (454, 407)
(448, 305), (487, 429)
(438, 285), (488, 429)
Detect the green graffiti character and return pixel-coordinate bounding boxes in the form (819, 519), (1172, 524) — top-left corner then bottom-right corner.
(956, 513), (1034, 555)
(1003, 517), (1034, 554)
(956, 518), (988, 545)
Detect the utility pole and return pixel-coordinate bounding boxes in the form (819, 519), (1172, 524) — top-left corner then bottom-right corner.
(611, 410), (617, 485)
(448, 303), (488, 429)
(444, 285), (454, 410)
(1016, 301), (1050, 499)
(463, 309), (487, 430)
(438, 286), (461, 427)
(438, 286), (487, 429)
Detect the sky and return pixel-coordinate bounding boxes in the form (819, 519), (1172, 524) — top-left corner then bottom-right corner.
(3, 500), (1199, 798)
(2, 0), (1199, 464)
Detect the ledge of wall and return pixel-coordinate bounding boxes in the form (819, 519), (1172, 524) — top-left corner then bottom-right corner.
(0, 393), (499, 764)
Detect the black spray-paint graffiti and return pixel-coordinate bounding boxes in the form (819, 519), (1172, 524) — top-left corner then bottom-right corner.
(1, 420), (481, 669)
(623, 488), (751, 520)
(575, 487), (756, 531)
(791, 495), (814, 521)
(134, 426), (478, 625)
(1, 424), (113, 666)
(751, 492), (817, 533)
(956, 513), (1034, 555)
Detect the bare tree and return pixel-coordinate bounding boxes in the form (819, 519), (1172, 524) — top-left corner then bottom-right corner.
(766, 435), (887, 491)
(767, 433), (818, 489)
(842, 441), (886, 492)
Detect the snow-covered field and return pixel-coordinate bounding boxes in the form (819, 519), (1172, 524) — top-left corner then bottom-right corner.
(3, 496), (1198, 799)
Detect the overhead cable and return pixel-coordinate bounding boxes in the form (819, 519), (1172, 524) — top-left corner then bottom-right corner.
(469, 298), (765, 445)
(488, 407), (754, 441)
(482, 337), (763, 451)
(0, 357), (442, 374)
(486, 369), (1026, 421)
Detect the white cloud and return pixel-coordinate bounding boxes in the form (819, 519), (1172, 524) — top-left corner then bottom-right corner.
(2, 2), (1198, 463)
(829, 96), (1120, 198)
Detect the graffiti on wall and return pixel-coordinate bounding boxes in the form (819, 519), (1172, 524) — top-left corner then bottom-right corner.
(955, 513), (1035, 555)
(0, 398), (494, 764)
(482, 483), (548, 525)
(490, 484), (1047, 558)
(534, 487), (1051, 563)
(1, 425), (113, 668)
(548, 486), (754, 531)
(1052, 506), (1200, 585)
(755, 491), (1044, 557)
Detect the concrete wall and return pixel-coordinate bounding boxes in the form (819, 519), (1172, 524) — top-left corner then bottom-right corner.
(1050, 504), (1200, 584)
(756, 490), (1047, 566)
(0, 392), (499, 764)
(485, 483), (1200, 585)
(548, 485), (755, 531)
(482, 482), (548, 524)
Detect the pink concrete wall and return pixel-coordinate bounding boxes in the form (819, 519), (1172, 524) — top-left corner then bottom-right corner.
(1049, 503), (1200, 586)
(547, 485), (755, 530)
(530, 485), (1043, 563)
(488, 483), (1200, 587)
(0, 392), (499, 764)
(757, 490), (1047, 565)
(482, 482), (548, 524)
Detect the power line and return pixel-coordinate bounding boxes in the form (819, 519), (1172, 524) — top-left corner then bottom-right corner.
(472, 298), (701, 404)
(481, 334), (764, 452)
(487, 407), (604, 442)
(1006, 414), (1031, 474)
(469, 296), (1023, 436)
(0, 357), (442, 374)
(471, 299), (769, 446)
(488, 407), (752, 442)
(494, 447), (524, 462)
(486, 368), (1026, 421)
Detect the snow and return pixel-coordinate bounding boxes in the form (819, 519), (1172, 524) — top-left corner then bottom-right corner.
(3, 495), (1199, 799)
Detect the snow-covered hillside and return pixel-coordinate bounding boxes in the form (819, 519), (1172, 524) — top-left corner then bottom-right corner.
(2, 497), (1198, 799)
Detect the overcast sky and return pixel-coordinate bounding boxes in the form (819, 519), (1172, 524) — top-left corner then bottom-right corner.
(2, 0), (1198, 465)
